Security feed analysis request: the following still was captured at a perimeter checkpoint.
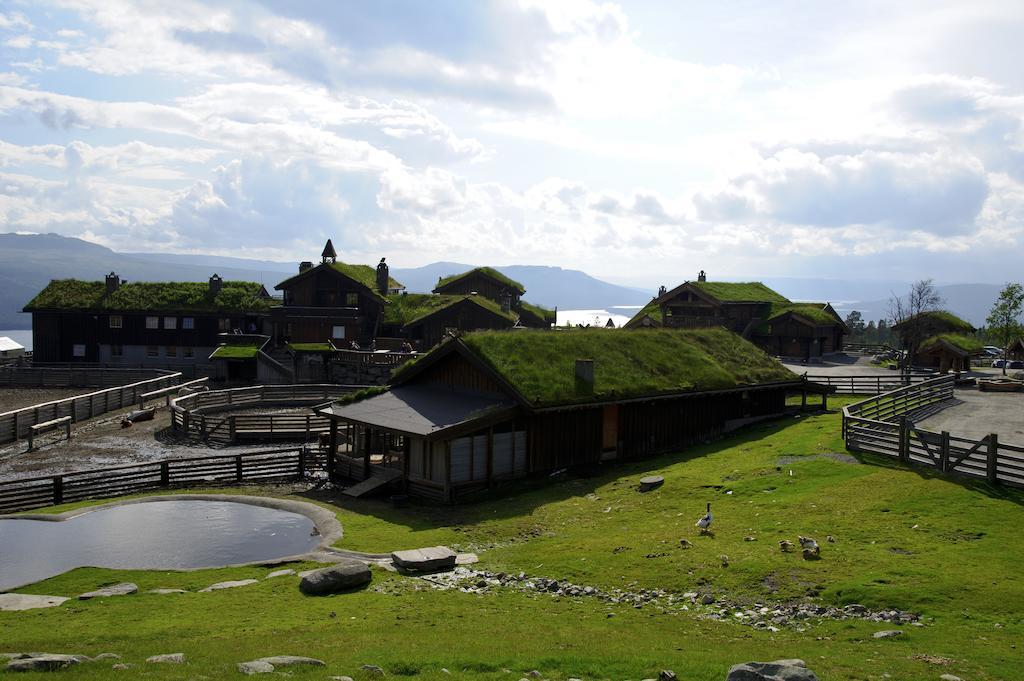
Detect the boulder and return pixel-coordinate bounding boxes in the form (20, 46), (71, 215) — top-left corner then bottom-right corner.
(0, 594), (69, 611)
(872, 630), (903, 639)
(146, 653), (186, 664)
(639, 475), (664, 492)
(256, 656), (325, 667)
(726, 659), (818, 681)
(361, 664), (386, 676)
(660, 670), (677, 681)
(112, 663), (133, 670)
(5, 655), (83, 672)
(238, 660), (276, 675)
(299, 560), (372, 595)
(78, 583), (138, 600)
(391, 546), (457, 572)
(199, 579), (258, 592)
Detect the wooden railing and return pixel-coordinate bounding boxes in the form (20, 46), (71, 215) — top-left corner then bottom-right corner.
(0, 447), (320, 514)
(842, 375), (1024, 488)
(805, 372), (937, 395)
(0, 372), (184, 445)
(170, 384), (362, 445)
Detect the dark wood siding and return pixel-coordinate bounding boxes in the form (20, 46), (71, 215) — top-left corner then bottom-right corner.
(418, 354), (508, 395)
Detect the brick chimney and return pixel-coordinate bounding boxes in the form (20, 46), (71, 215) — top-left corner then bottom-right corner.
(209, 274), (223, 296)
(376, 258), (389, 294)
(105, 272), (120, 295)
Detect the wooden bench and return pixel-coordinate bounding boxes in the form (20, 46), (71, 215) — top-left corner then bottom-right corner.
(28, 416), (71, 450)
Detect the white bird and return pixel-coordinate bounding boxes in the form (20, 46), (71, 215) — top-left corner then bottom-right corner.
(696, 502), (713, 534)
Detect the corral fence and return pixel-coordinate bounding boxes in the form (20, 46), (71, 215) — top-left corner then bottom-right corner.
(0, 447), (325, 514)
(842, 375), (1024, 488)
(171, 384), (363, 445)
(805, 371), (937, 395)
(27, 361), (214, 380)
(0, 371), (184, 445)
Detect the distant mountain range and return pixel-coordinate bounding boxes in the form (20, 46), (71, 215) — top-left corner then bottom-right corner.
(0, 232), (1007, 330)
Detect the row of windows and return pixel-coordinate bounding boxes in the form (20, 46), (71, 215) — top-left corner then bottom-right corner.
(109, 315), (231, 330)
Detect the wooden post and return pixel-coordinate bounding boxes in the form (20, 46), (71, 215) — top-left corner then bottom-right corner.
(229, 417), (236, 443)
(363, 427), (371, 480)
(160, 461), (170, 487)
(327, 419), (339, 485)
(821, 389), (827, 412)
(940, 431), (950, 473)
(53, 475), (63, 505)
(298, 447), (306, 478)
(235, 455), (243, 481)
(987, 433), (999, 485)
(486, 427), (494, 487)
(444, 440), (452, 503)
(800, 389), (807, 412)
(898, 416), (908, 463)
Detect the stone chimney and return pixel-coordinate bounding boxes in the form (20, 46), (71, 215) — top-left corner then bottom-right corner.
(575, 359), (594, 386)
(376, 257), (389, 294)
(698, 270), (707, 282)
(209, 274), (223, 296)
(105, 272), (120, 295)
(299, 261), (313, 273)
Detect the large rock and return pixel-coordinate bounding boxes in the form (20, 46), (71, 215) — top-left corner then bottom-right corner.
(872, 630), (903, 639)
(5, 655), (84, 672)
(146, 653), (186, 664)
(726, 658), (819, 681)
(299, 560), (372, 595)
(0, 594), (69, 611)
(265, 569), (296, 579)
(238, 660), (275, 675)
(256, 656), (325, 667)
(78, 583), (138, 600)
(199, 579), (258, 592)
(391, 546), (457, 572)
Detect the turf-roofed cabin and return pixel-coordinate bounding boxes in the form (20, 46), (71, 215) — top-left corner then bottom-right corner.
(625, 272), (847, 360)
(892, 311), (980, 372)
(433, 266), (555, 330)
(23, 274), (271, 365)
(316, 328), (805, 503)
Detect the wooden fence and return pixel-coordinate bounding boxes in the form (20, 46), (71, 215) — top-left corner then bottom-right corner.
(805, 372), (937, 395)
(0, 372), (183, 445)
(842, 375), (1024, 488)
(170, 384), (361, 445)
(0, 447), (323, 514)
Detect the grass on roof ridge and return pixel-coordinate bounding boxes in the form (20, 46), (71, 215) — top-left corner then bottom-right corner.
(920, 332), (984, 354)
(690, 281), (789, 303)
(435, 266), (526, 294)
(24, 279), (271, 312)
(625, 299), (663, 327)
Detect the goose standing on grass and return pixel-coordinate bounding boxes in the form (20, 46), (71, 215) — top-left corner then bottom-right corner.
(696, 502), (713, 534)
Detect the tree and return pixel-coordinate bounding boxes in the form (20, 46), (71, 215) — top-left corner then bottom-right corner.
(844, 311), (865, 340)
(889, 279), (942, 374)
(986, 283), (1024, 375)
(864, 320), (877, 344)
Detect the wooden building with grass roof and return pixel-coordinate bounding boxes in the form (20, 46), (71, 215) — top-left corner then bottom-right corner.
(433, 266), (555, 330)
(624, 272), (846, 359)
(892, 310), (980, 372)
(316, 327), (811, 502)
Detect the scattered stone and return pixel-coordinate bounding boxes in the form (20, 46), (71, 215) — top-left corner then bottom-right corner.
(659, 670), (678, 681)
(873, 630), (904, 639)
(265, 569), (296, 579)
(5, 655), (84, 673)
(639, 475), (664, 492)
(679, 538), (692, 548)
(700, 593), (716, 605)
(148, 589), (187, 595)
(256, 656), (324, 667)
(455, 553), (479, 565)
(330, 677), (355, 681)
(361, 664), (386, 676)
(798, 536), (820, 559)
(299, 560), (372, 595)
(910, 654), (954, 666)
(779, 540), (794, 552)
(826, 535), (836, 543)
(78, 582), (138, 600)
(146, 653), (186, 664)
(526, 671), (542, 678)
(939, 675), (962, 681)
(744, 536), (756, 542)
(199, 579), (258, 592)
(391, 546), (457, 572)
(0, 594), (69, 611)
(726, 658), (818, 681)
(297, 569), (318, 578)
(720, 554), (730, 567)
(238, 660), (275, 675)
(112, 663), (133, 670)
(441, 668), (451, 674)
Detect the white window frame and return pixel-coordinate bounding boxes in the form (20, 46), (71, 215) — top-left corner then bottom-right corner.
(146, 316), (159, 329)
(109, 315), (123, 329)
(163, 316), (177, 330)
(182, 317), (195, 330)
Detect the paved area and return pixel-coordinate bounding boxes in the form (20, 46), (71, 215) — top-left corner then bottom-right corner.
(915, 389), (1024, 444)
(782, 354), (896, 377)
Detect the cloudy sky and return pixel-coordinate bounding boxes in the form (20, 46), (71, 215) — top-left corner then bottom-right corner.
(1, 1), (1022, 287)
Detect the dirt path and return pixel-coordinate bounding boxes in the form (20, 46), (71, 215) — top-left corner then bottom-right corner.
(0, 388), (93, 414)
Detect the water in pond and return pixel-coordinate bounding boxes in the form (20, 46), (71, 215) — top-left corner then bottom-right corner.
(0, 500), (320, 591)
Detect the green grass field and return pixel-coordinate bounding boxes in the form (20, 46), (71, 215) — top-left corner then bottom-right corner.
(3, 401), (1022, 680)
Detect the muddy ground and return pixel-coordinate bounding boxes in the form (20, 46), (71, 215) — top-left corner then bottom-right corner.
(0, 387), (93, 414)
(0, 395), (314, 480)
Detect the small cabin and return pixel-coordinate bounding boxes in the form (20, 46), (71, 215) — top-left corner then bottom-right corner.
(316, 327), (812, 503)
(433, 266), (555, 330)
(892, 311), (979, 371)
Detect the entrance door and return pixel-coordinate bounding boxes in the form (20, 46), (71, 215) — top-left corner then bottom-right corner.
(602, 405), (619, 460)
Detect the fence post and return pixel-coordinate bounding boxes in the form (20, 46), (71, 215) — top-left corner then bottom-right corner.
(229, 417), (236, 443)
(53, 475), (63, 505)
(160, 461), (170, 486)
(898, 416), (908, 463)
(987, 433), (999, 485)
(940, 431), (950, 472)
(235, 455), (243, 482)
(298, 447), (306, 478)
(201, 414), (207, 441)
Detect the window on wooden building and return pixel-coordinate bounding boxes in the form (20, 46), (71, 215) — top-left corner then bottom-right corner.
(109, 315), (123, 329)
(332, 325), (346, 339)
(219, 318), (231, 332)
(345, 292), (359, 306)
(182, 317), (195, 330)
(146, 316), (159, 329)
(164, 317), (177, 329)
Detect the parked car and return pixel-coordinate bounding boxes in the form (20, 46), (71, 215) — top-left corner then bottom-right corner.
(993, 359), (1007, 368)
(1010, 360), (1024, 370)
(984, 346), (1002, 357)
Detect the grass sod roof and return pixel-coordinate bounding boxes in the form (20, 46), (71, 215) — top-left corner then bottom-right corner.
(624, 299), (664, 328)
(434, 266), (526, 295)
(690, 281), (789, 304)
(450, 327), (797, 407)
(273, 261), (404, 301)
(209, 343), (261, 359)
(518, 299), (556, 325)
(288, 342), (333, 352)
(895, 310), (975, 333)
(387, 293), (517, 328)
(766, 303), (841, 326)
(24, 279), (271, 313)
(919, 333), (985, 355)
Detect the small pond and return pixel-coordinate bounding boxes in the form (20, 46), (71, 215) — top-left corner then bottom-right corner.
(0, 499), (320, 591)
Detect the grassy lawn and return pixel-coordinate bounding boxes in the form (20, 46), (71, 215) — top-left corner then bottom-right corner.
(3, 401), (1022, 680)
